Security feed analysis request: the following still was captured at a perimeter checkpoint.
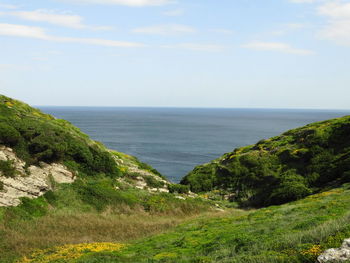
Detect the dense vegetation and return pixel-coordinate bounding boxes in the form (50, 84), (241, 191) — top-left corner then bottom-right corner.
(0, 95), (213, 263)
(0, 95), (119, 178)
(2, 94), (350, 263)
(0, 181), (212, 262)
(21, 184), (350, 263)
(182, 115), (350, 207)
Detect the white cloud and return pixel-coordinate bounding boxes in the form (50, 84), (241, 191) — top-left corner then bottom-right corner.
(242, 41), (314, 55)
(318, 1), (350, 18)
(161, 43), (225, 52)
(270, 23), (306, 36)
(318, 1), (350, 46)
(0, 4), (19, 9)
(132, 24), (195, 35)
(0, 9), (111, 30)
(59, 0), (175, 6)
(0, 23), (47, 38)
(162, 8), (184, 16)
(0, 23), (144, 47)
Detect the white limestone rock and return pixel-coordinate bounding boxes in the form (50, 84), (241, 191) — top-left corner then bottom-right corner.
(0, 146), (75, 207)
(318, 239), (350, 263)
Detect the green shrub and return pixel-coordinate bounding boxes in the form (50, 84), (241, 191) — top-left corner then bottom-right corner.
(144, 176), (165, 188)
(0, 123), (21, 146)
(4, 197), (48, 221)
(138, 162), (164, 178)
(269, 181), (311, 205)
(74, 179), (138, 211)
(169, 184), (190, 194)
(0, 160), (16, 178)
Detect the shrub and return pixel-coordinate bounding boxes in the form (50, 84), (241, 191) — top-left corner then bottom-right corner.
(144, 176), (165, 188)
(4, 197), (48, 221)
(0, 123), (21, 146)
(0, 160), (16, 178)
(168, 184), (190, 194)
(268, 171), (311, 205)
(74, 179), (138, 211)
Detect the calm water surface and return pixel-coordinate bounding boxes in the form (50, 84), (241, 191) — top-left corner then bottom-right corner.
(39, 107), (350, 182)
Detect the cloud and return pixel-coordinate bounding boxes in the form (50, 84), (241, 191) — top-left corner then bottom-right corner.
(162, 8), (184, 16)
(0, 23), (144, 47)
(242, 41), (314, 55)
(0, 9), (112, 30)
(132, 24), (195, 35)
(161, 43), (225, 52)
(270, 23), (306, 36)
(318, 1), (350, 18)
(0, 4), (19, 9)
(58, 0), (175, 6)
(318, 1), (350, 46)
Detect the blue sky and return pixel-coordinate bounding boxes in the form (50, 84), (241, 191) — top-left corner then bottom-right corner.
(0, 0), (350, 109)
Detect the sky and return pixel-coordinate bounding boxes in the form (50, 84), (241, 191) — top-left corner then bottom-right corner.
(0, 0), (350, 109)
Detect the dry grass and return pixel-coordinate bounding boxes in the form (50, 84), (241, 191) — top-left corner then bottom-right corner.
(0, 207), (224, 262)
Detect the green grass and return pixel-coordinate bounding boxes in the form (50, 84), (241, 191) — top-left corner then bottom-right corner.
(69, 184), (350, 263)
(0, 179), (213, 263)
(2, 95), (350, 263)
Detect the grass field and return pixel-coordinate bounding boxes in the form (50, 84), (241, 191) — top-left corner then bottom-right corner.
(25, 184), (350, 263)
(0, 182), (214, 263)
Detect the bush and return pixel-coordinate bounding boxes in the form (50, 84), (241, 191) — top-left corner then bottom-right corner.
(0, 123), (21, 146)
(144, 176), (165, 188)
(4, 197), (48, 221)
(268, 171), (311, 205)
(168, 184), (190, 194)
(0, 160), (16, 178)
(74, 179), (138, 211)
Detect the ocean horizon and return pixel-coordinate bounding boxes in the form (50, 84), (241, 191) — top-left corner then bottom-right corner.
(39, 107), (350, 183)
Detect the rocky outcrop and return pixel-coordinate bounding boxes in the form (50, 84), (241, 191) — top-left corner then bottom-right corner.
(112, 151), (170, 193)
(318, 239), (350, 263)
(0, 146), (75, 207)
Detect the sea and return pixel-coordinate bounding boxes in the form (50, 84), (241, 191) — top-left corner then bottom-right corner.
(39, 107), (350, 183)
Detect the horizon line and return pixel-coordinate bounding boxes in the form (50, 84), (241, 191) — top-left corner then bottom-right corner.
(35, 105), (350, 111)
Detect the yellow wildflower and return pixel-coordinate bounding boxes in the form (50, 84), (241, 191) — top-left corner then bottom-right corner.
(17, 242), (126, 263)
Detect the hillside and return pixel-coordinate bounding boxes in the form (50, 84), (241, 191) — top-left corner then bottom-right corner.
(0, 95), (213, 262)
(2, 95), (350, 263)
(181, 115), (350, 207)
(21, 184), (350, 263)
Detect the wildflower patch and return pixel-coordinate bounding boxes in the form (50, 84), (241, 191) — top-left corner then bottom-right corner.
(17, 243), (126, 263)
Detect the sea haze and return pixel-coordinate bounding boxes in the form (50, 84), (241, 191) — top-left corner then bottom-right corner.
(39, 107), (350, 183)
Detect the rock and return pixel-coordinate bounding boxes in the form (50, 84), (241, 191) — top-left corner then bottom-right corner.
(318, 239), (350, 262)
(0, 146), (75, 207)
(158, 188), (169, 193)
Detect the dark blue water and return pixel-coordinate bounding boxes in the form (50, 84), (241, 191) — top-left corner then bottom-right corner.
(39, 107), (350, 183)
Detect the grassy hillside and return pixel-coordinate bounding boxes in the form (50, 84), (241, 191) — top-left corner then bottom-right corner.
(182, 115), (350, 207)
(2, 95), (350, 263)
(0, 95), (121, 178)
(0, 95), (214, 262)
(22, 184), (350, 263)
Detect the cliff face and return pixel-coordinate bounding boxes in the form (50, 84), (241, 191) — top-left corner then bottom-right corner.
(0, 146), (74, 206)
(182, 115), (350, 207)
